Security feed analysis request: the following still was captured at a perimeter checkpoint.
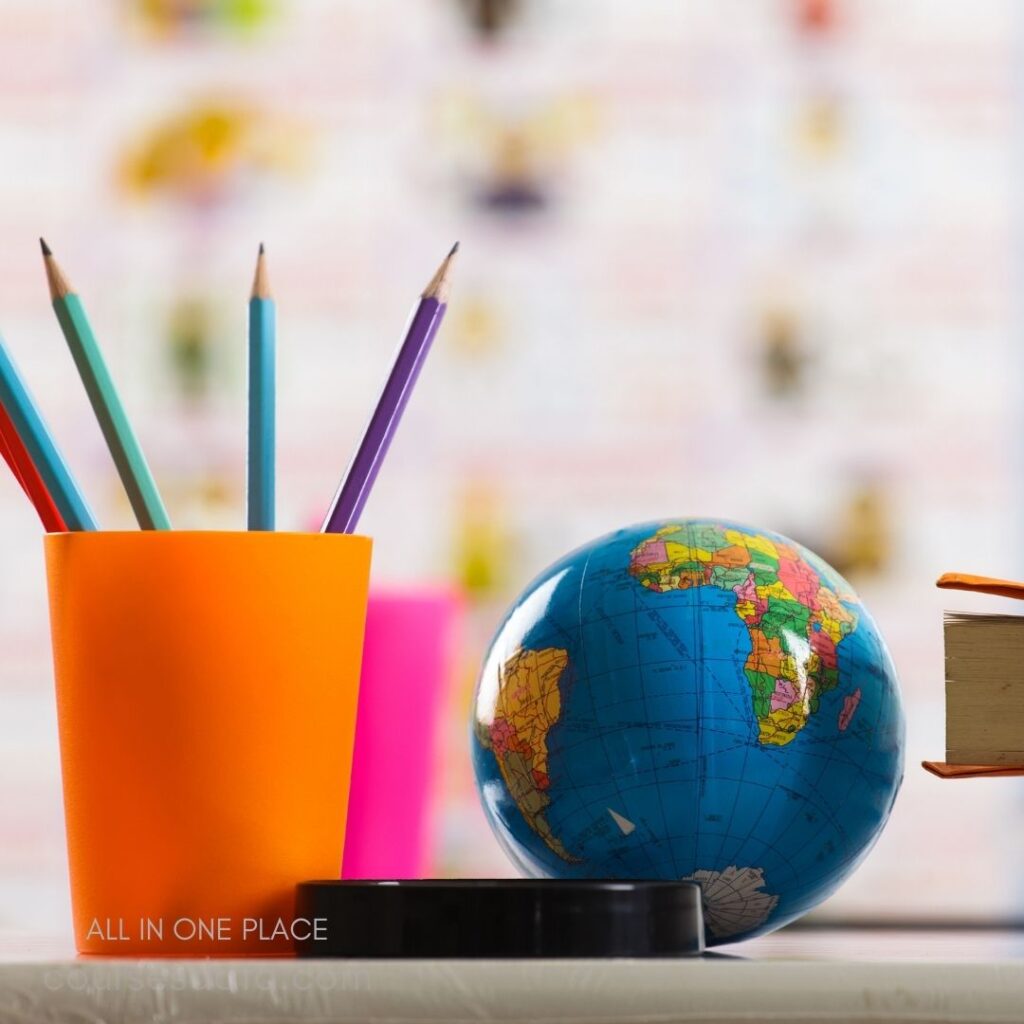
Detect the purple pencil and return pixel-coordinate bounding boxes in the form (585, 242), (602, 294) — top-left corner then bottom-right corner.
(321, 242), (458, 534)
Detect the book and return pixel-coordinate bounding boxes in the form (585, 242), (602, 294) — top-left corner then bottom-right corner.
(944, 611), (1024, 765)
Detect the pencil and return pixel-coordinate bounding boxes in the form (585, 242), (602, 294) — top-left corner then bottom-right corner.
(0, 417), (26, 492)
(0, 400), (66, 531)
(0, 334), (96, 530)
(41, 239), (171, 530)
(321, 242), (458, 534)
(248, 243), (275, 531)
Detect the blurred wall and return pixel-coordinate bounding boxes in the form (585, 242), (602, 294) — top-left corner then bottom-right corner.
(0, 0), (1022, 931)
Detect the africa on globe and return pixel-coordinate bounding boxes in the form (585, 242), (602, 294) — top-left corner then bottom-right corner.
(471, 519), (905, 945)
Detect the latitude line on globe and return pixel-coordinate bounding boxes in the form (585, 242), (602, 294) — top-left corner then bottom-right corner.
(752, 744), (866, 851)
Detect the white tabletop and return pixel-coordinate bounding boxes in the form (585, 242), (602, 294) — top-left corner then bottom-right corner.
(0, 928), (1022, 1024)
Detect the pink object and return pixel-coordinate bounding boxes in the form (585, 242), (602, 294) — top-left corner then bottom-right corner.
(342, 588), (462, 879)
(632, 540), (667, 566)
(770, 678), (799, 712)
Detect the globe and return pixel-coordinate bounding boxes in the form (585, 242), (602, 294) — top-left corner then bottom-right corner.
(471, 519), (904, 945)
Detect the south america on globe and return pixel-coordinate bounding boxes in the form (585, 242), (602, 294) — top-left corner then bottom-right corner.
(471, 519), (904, 945)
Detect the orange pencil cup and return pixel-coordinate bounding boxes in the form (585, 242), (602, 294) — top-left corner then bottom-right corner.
(44, 531), (372, 956)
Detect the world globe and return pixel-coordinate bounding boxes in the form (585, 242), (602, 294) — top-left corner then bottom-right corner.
(471, 519), (904, 945)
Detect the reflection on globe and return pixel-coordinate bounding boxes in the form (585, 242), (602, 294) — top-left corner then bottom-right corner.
(471, 519), (905, 945)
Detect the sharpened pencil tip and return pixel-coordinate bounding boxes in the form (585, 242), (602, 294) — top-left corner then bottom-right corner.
(251, 243), (271, 299)
(422, 243), (459, 301)
(41, 239), (72, 299)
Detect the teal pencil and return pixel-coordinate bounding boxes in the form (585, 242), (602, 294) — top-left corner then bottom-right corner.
(248, 243), (275, 531)
(41, 240), (171, 531)
(0, 334), (97, 531)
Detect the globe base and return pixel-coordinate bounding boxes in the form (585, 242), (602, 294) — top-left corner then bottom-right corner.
(296, 879), (706, 957)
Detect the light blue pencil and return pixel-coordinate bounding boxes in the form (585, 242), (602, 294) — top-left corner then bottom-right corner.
(247, 243), (275, 530)
(0, 335), (97, 531)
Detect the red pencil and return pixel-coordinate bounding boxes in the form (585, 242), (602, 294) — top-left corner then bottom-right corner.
(0, 401), (66, 531)
(0, 422), (27, 491)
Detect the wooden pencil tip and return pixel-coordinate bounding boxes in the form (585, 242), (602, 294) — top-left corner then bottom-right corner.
(40, 240), (71, 299)
(251, 244), (271, 300)
(422, 242), (459, 301)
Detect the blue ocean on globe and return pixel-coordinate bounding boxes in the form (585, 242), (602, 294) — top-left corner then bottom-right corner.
(471, 519), (905, 945)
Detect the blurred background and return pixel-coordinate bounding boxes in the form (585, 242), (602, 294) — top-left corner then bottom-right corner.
(1, 0), (1022, 933)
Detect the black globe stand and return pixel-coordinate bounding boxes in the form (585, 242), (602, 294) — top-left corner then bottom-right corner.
(295, 879), (704, 958)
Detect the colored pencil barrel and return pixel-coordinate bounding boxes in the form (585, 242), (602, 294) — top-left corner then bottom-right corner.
(322, 298), (446, 535)
(0, 401), (66, 532)
(50, 288), (171, 531)
(0, 416), (27, 491)
(321, 245), (457, 535)
(247, 247), (275, 531)
(0, 335), (96, 531)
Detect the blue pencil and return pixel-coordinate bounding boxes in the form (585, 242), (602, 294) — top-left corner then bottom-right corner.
(247, 243), (275, 530)
(0, 334), (97, 531)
